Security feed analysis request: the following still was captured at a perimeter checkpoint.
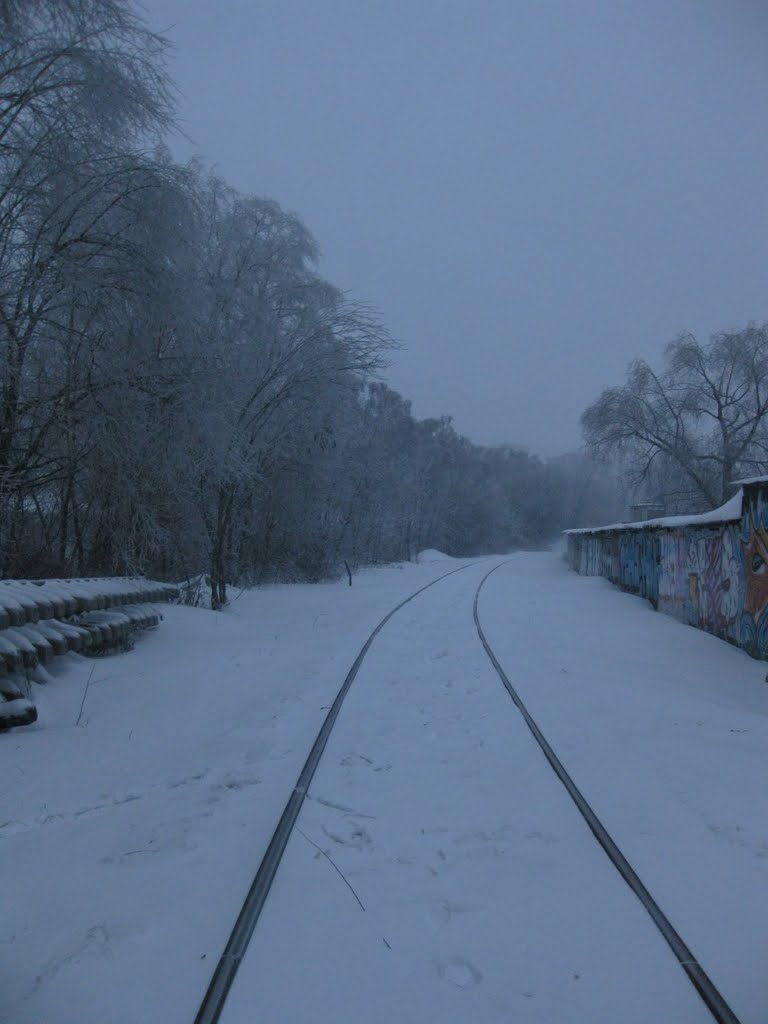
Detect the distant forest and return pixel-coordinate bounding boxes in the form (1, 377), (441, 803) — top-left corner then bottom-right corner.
(0, 1), (617, 598)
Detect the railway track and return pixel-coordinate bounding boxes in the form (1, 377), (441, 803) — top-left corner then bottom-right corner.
(194, 559), (741, 1024)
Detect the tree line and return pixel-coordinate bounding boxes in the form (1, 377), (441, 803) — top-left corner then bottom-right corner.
(0, 0), (613, 597)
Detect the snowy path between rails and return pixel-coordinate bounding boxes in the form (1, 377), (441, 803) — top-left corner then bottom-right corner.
(219, 559), (739, 1024)
(2, 552), (767, 1023)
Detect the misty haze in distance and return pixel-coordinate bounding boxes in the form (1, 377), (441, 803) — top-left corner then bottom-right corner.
(145, 0), (768, 455)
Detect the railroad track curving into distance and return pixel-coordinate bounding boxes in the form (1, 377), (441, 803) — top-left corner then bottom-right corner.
(194, 559), (741, 1024)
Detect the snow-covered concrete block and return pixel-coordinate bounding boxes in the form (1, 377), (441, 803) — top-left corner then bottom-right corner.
(0, 578), (177, 730)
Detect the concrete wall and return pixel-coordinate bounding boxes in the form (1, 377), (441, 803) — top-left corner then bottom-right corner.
(566, 480), (768, 659)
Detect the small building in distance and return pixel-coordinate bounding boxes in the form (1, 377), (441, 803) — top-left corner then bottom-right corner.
(628, 502), (666, 522)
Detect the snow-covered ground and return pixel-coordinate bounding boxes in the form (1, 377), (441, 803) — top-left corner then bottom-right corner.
(479, 555), (768, 1023)
(2, 552), (766, 1023)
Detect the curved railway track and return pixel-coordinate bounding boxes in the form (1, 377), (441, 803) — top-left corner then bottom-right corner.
(474, 562), (740, 1024)
(194, 558), (741, 1024)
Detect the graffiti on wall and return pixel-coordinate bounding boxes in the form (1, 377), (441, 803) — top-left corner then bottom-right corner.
(654, 527), (743, 639)
(740, 486), (768, 656)
(719, 527), (744, 626)
(657, 533), (688, 618)
(566, 479), (768, 661)
(692, 529), (743, 637)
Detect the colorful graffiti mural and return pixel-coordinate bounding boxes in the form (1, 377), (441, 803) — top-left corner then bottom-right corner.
(739, 483), (768, 657)
(566, 478), (768, 660)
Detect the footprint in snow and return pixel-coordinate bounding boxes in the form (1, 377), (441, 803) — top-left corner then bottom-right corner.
(310, 795), (376, 819)
(428, 899), (477, 928)
(340, 753), (373, 767)
(213, 774), (260, 792)
(339, 752), (391, 772)
(32, 925), (112, 992)
(167, 772), (206, 790)
(524, 830), (560, 845)
(436, 956), (483, 989)
(321, 823), (373, 849)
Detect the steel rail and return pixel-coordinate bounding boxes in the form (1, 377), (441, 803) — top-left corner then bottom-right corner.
(193, 560), (479, 1024)
(473, 560), (741, 1024)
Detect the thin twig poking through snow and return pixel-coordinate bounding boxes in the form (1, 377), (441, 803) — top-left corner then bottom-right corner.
(75, 665), (96, 727)
(296, 827), (366, 911)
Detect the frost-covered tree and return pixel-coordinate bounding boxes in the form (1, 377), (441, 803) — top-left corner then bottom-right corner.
(0, 0), (175, 573)
(582, 324), (768, 511)
(184, 174), (391, 604)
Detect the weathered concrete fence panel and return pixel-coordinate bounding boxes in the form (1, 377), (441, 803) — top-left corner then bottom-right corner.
(0, 577), (179, 730)
(566, 478), (768, 659)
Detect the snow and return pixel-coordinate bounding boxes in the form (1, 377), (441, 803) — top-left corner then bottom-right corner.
(0, 577), (177, 626)
(731, 475), (768, 487)
(2, 554), (766, 1023)
(415, 548), (453, 563)
(0, 698), (35, 725)
(564, 488), (744, 534)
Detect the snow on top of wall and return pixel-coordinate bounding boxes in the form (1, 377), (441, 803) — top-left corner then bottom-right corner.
(564, 489), (744, 536)
(731, 474), (768, 486)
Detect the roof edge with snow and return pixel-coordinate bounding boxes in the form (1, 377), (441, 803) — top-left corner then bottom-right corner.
(730, 474), (768, 487)
(564, 489), (744, 536)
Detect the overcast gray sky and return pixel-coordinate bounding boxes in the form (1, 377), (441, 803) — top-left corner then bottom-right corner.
(144, 0), (768, 455)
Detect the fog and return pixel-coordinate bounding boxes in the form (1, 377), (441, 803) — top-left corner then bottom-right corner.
(145, 0), (768, 454)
